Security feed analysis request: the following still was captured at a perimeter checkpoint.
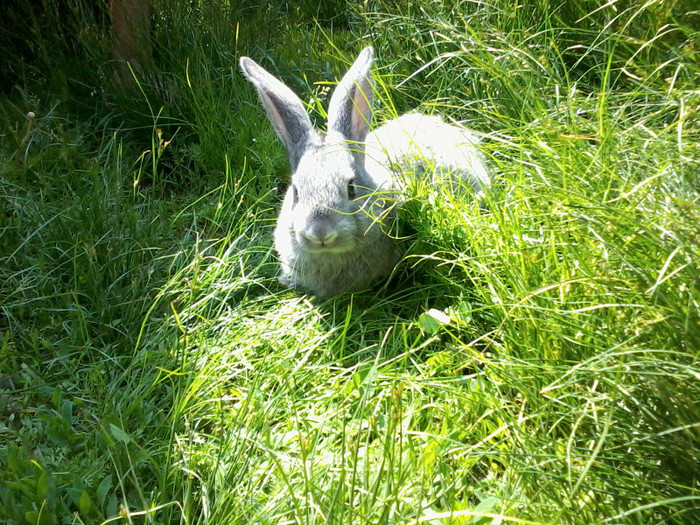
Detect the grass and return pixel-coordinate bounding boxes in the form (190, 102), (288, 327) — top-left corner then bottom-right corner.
(1, 0), (699, 523)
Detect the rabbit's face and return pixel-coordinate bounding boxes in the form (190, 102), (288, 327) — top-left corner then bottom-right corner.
(281, 142), (383, 255)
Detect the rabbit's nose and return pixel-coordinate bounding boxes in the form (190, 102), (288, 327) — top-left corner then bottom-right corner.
(303, 224), (339, 247)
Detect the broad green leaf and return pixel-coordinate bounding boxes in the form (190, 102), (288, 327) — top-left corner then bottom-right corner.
(96, 474), (113, 506)
(109, 424), (132, 444)
(36, 468), (49, 500)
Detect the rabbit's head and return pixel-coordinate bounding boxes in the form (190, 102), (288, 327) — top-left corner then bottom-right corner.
(240, 47), (397, 294)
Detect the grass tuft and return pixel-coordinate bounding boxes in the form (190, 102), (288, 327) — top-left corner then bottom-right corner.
(1, 1), (698, 524)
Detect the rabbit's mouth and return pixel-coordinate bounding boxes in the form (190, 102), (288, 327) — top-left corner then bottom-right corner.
(300, 240), (356, 255)
(296, 230), (358, 254)
(294, 222), (358, 254)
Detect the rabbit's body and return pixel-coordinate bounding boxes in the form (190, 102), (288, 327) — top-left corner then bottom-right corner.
(240, 47), (489, 296)
(366, 113), (490, 193)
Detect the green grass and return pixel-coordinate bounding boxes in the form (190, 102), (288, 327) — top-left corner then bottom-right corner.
(1, 0), (699, 524)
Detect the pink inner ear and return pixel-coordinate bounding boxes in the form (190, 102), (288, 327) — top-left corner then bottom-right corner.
(350, 79), (373, 141)
(326, 48), (375, 142)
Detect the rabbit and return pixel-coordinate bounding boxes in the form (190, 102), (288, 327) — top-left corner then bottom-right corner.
(239, 46), (490, 297)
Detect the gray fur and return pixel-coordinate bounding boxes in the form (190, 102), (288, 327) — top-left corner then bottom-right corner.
(239, 47), (490, 296)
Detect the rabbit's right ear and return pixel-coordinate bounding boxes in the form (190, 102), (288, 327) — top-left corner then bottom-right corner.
(327, 46), (375, 144)
(240, 57), (317, 171)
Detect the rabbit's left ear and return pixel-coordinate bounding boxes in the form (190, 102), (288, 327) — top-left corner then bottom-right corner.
(327, 46), (374, 144)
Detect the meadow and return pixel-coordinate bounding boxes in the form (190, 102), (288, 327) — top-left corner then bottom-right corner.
(1, 0), (698, 523)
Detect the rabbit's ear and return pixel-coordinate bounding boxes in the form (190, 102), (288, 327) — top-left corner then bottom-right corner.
(327, 46), (374, 144)
(240, 57), (317, 171)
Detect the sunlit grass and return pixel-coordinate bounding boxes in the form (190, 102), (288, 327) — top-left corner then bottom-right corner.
(1, 0), (698, 524)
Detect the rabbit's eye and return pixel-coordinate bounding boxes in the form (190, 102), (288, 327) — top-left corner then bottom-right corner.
(347, 178), (356, 199)
(291, 184), (299, 206)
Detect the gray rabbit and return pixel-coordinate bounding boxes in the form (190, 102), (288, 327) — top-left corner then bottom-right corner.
(240, 46), (489, 296)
